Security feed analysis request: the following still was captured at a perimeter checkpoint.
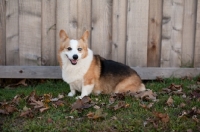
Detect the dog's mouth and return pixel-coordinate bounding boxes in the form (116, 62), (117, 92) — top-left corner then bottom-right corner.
(69, 59), (78, 65)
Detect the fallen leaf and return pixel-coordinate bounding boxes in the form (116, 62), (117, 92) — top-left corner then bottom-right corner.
(47, 118), (53, 123)
(53, 100), (65, 107)
(179, 103), (186, 108)
(133, 90), (157, 101)
(58, 94), (64, 99)
(20, 110), (34, 118)
(39, 107), (49, 113)
(12, 95), (22, 105)
(187, 129), (193, 132)
(6, 79), (27, 87)
(43, 93), (51, 104)
(166, 96), (173, 107)
(71, 96), (94, 111)
(4, 104), (18, 113)
(192, 115), (199, 123)
(169, 84), (182, 91)
(27, 90), (39, 103)
(112, 101), (129, 110)
(140, 103), (154, 109)
(154, 112), (170, 123)
(0, 109), (8, 115)
(111, 116), (117, 120)
(66, 116), (74, 119)
(87, 109), (107, 119)
(156, 77), (164, 82)
(93, 105), (100, 109)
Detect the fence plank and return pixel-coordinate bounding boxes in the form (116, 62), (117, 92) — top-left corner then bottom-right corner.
(56, 0), (78, 60)
(126, 0), (149, 67)
(6, 0), (19, 65)
(42, 0), (56, 66)
(77, 0), (91, 46)
(91, 0), (112, 59)
(0, 66), (200, 80)
(182, 0), (197, 67)
(147, 0), (162, 67)
(0, 0), (6, 65)
(112, 0), (127, 64)
(194, 0), (200, 67)
(19, 0), (41, 65)
(161, 0), (184, 67)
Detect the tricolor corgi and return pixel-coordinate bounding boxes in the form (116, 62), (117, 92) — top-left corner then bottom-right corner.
(58, 30), (145, 99)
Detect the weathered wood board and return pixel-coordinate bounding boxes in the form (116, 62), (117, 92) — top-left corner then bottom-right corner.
(0, 0), (6, 65)
(112, 0), (127, 64)
(19, 0), (42, 65)
(126, 0), (149, 67)
(194, 0), (200, 67)
(91, 0), (112, 59)
(147, 0), (162, 67)
(42, 0), (56, 66)
(0, 66), (200, 80)
(6, 0), (19, 65)
(77, 0), (91, 44)
(182, 0), (197, 67)
(161, 0), (184, 67)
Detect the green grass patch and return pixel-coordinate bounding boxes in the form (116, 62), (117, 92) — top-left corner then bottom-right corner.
(0, 77), (200, 132)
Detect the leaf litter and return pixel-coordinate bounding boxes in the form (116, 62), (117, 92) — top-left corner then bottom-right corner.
(0, 90), (66, 118)
(1, 78), (200, 131)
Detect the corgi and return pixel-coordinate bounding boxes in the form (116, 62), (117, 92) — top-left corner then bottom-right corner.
(58, 30), (145, 99)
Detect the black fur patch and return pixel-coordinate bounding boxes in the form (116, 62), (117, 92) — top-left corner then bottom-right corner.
(94, 55), (138, 77)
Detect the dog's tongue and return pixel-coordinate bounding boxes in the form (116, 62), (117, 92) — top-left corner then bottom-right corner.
(71, 59), (77, 64)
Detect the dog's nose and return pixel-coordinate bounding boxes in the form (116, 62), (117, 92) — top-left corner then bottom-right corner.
(73, 54), (78, 60)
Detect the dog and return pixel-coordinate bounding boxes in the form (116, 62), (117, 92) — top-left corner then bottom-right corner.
(58, 30), (146, 99)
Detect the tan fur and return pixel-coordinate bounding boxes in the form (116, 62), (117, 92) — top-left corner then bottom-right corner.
(59, 30), (145, 97)
(83, 55), (145, 95)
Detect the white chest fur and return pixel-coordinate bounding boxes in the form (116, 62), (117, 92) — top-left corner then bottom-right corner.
(61, 49), (93, 85)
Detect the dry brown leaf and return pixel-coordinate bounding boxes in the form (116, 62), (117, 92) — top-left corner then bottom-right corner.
(0, 109), (8, 115)
(112, 101), (129, 110)
(166, 96), (173, 107)
(87, 109), (107, 119)
(47, 118), (53, 123)
(140, 103), (154, 109)
(53, 100), (65, 107)
(154, 112), (170, 123)
(134, 90), (157, 101)
(93, 105), (100, 109)
(156, 77), (164, 82)
(58, 94), (64, 99)
(39, 107), (49, 113)
(169, 83), (182, 91)
(20, 110), (34, 118)
(6, 79), (27, 87)
(4, 104), (18, 113)
(71, 96), (94, 111)
(27, 90), (38, 103)
(43, 94), (51, 104)
(179, 103), (186, 108)
(12, 95), (22, 105)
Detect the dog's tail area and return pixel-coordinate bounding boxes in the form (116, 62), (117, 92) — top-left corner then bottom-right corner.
(138, 83), (146, 91)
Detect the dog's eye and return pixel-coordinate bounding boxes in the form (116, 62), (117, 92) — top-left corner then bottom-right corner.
(78, 48), (82, 51)
(67, 47), (72, 51)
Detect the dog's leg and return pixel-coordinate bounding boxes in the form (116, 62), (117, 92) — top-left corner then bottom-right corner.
(68, 84), (76, 97)
(76, 84), (94, 99)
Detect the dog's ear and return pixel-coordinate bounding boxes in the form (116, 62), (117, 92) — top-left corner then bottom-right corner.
(81, 30), (89, 42)
(59, 30), (68, 41)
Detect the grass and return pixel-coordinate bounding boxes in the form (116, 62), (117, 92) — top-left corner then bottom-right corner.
(0, 77), (200, 132)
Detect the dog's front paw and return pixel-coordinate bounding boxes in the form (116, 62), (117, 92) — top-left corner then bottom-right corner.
(68, 92), (75, 97)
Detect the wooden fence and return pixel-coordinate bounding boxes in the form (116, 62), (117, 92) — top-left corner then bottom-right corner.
(0, 0), (200, 79)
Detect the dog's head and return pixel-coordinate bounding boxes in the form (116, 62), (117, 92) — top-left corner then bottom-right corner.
(59, 30), (89, 65)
